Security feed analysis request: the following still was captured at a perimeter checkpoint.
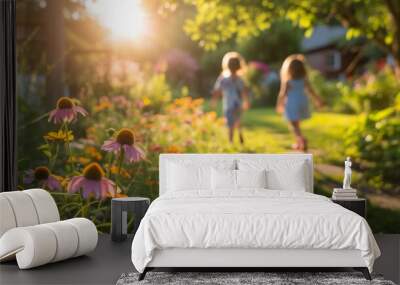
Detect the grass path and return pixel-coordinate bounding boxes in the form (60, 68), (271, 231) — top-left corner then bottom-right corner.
(236, 108), (400, 233)
(240, 108), (356, 163)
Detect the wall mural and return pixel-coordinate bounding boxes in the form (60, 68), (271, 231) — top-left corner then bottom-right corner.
(16, 0), (399, 233)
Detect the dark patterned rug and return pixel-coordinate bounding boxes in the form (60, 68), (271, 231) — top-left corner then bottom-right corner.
(116, 271), (395, 285)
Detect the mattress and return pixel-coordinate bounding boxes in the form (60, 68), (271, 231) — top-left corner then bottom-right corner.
(131, 190), (380, 273)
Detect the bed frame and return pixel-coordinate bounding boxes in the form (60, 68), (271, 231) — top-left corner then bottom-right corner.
(139, 154), (371, 280)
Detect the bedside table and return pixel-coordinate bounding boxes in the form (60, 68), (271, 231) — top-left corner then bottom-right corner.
(111, 197), (150, 242)
(332, 198), (366, 218)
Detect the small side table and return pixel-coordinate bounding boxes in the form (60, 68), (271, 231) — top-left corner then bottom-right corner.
(111, 197), (150, 242)
(332, 198), (366, 218)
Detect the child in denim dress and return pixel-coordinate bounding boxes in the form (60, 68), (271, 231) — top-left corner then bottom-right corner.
(276, 54), (323, 151)
(212, 52), (249, 144)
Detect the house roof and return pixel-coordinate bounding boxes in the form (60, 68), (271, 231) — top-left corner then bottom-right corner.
(301, 25), (346, 52)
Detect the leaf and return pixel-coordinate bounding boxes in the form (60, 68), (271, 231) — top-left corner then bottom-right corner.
(38, 144), (50, 151)
(346, 28), (361, 40)
(384, 35), (393, 45)
(42, 150), (52, 158)
(304, 28), (313, 38)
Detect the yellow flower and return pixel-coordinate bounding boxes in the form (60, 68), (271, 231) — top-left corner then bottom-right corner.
(166, 145), (182, 153)
(44, 130), (74, 142)
(94, 97), (112, 112)
(84, 146), (102, 161)
(109, 165), (131, 179)
(68, 156), (90, 165)
(61, 177), (69, 189)
(142, 97), (151, 106)
(206, 111), (217, 120)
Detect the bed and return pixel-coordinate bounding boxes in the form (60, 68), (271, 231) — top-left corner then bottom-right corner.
(131, 154), (380, 280)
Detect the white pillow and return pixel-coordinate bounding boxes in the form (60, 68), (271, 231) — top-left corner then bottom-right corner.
(236, 169), (267, 189)
(211, 169), (268, 190)
(211, 168), (236, 190)
(238, 159), (308, 191)
(166, 159), (236, 192)
(167, 162), (211, 191)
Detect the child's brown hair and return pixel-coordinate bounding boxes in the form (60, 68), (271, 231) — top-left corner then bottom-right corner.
(288, 58), (306, 79)
(221, 51), (246, 76)
(280, 54), (307, 83)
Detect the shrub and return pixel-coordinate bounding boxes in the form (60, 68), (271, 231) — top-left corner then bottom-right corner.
(243, 63), (280, 107)
(345, 94), (400, 192)
(309, 67), (400, 114)
(341, 67), (400, 114)
(157, 49), (200, 85)
(308, 69), (349, 113)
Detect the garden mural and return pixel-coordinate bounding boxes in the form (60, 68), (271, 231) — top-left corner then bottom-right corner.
(17, 0), (399, 233)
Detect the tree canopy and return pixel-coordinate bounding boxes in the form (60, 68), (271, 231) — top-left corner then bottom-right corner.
(159, 0), (400, 69)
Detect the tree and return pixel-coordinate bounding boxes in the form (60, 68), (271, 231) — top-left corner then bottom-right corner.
(17, 0), (108, 105)
(237, 20), (302, 65)
(45, 0), (65, 106)
(162, 0), (400, 75)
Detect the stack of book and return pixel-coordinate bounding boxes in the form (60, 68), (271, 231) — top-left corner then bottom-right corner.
(332, 188), (358, 200)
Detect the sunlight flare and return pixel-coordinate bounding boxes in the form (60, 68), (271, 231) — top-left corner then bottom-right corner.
(87, 0), (149, 42)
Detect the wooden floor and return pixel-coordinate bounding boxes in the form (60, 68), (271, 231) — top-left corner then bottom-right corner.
(0, 234), (399, 285)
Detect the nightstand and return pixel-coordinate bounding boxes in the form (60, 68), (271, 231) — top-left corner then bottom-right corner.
(111, 197), (150, 242)
(332, 198), (366, 218)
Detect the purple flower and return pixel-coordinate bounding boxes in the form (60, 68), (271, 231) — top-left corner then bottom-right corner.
(250, 61), (270, 74)
(49, 97), (88, 124)
(24, 167), (62, 191)
(157, 49), (199, 82)
(101, 128), (145, 163)
(67, 163), (116, 200)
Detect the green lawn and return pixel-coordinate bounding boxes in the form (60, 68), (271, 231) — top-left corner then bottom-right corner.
(225, 107), (400, 233)
(240, 108), (355, 162)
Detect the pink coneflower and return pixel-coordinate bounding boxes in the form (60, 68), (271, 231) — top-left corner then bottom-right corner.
(67, 163), (115, 199)
(49, 97), (88, 124)
(101, 128), (145, 163)
(23, 166), (62, 191)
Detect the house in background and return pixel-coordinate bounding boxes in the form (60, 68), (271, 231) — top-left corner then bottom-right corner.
(302, 26), (366, 79)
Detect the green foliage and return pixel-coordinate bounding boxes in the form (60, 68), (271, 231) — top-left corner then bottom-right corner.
(132, 73), (172, 113)
(345, 95), (400, 191)
(244, 65), (267, 103)
(243, 65), (279, 107)
(307, 70), (354, 114)
(236, 20), (302, 65)
(309, 67), (400, 193)
(308, 67), (400, 114)
(308, 70), (342, 108)
(340, 68), (400, 114)
(183, 0), (273, 50)
(178, 0), (400, 71)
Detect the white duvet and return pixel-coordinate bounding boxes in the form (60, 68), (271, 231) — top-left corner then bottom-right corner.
(131, 190), (380, 273)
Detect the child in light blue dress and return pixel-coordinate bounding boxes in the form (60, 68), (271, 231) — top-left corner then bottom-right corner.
(276, 55), (323, 151)
(212, 52), (249, 144)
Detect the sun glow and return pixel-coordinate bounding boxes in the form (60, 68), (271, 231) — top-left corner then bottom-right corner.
(87, 0), (149, 42)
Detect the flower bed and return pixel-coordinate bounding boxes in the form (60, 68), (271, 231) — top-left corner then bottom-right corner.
(19, 73), (229, 231)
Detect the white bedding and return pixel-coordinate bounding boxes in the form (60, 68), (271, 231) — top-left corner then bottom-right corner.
(131, 190), (380, 273)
